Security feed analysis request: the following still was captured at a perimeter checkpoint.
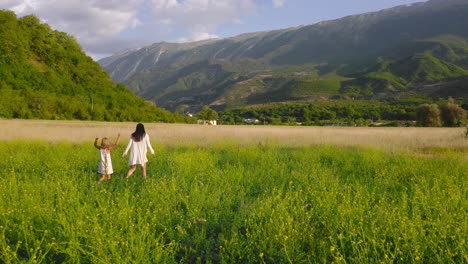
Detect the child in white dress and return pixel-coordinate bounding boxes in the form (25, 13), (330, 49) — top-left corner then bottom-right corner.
(122, 123), (155, 179)
(94, 133), (121, 184)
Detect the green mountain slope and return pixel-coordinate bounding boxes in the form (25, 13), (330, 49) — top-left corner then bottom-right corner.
(99, 0), (468, 112)
(0, 10), (174, 121)
(341, 36), (468, 99)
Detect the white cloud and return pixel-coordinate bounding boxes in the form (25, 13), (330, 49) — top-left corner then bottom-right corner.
(150, 0), (258, 41)
(5, 0), (37, 14)
(36, 0), (142, 37)
(0, 0), (144, 57)
(0, 0), (287, 59)
(272, 0), (285, 8)
(0, 0), (22, 6)
(193, 33), (220, 41)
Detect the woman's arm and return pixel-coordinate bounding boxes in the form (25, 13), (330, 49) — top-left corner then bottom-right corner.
(146, 134), (155, 155)
(122, 137), (132, 157)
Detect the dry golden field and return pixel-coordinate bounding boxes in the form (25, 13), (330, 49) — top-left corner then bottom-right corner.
(1, 119), (467, 153)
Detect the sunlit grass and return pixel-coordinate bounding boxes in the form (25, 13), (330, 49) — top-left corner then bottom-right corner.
(0, 141), (466, 263)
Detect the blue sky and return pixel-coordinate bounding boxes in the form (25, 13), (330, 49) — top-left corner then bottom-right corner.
(1, 0), (428, 60)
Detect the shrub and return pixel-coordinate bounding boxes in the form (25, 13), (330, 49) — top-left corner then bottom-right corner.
(439, 98), (467, 127)
(416, 104), (441, 127)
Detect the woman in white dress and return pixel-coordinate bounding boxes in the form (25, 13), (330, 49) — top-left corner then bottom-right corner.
(122, 123), (155, 179)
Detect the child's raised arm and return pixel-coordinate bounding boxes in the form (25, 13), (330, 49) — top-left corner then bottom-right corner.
(110, 133), (121, 149)
(94, 137), (100, 149)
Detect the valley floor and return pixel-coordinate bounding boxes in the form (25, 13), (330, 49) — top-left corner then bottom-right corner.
(1, 119), (467, 153)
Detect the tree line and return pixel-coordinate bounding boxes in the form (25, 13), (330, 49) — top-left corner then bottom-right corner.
(213, 98), (467, 127)
(416, 97), (467, 127)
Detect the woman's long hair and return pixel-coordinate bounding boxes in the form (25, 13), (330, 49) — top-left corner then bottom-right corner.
(131, 123), (146, 142)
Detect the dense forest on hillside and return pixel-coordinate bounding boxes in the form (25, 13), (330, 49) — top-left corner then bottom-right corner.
(0, 10), (178, 122)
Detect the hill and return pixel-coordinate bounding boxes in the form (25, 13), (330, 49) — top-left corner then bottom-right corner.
(99, 0), (468, 113)
(0, 10), (175, 122)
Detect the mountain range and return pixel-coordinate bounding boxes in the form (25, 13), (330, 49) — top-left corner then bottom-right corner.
(99, 0), (468, 113)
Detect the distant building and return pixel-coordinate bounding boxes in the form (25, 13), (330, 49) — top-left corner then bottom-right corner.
(197, 119), (217, 125)
(244, 118), (259, 124)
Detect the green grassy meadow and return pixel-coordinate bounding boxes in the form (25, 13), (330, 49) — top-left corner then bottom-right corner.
(0, 138), (466, 263)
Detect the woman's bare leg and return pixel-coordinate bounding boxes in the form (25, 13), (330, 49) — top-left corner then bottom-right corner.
(142, 163), (147, 178)
(126, 165), (137, 179)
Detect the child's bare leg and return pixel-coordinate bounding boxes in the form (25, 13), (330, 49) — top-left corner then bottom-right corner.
(126, 165), (137, 179)
(141, 163), (147, 178)
(97, 174), (106, 184)
(107, 174), (112, 182)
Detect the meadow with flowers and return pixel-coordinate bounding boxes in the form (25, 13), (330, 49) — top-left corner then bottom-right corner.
(0, 121), (466, 263)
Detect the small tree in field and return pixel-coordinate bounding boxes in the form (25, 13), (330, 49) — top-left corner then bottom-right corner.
(439, 97), (467, 127)
(416, 104), (441, 127)
(197, 106), (218, 121)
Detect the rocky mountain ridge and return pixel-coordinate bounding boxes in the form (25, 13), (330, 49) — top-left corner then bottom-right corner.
(99, 0), (468, 112)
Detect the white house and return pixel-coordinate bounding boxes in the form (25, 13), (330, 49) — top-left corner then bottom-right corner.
(197, 119), (217, 125)
(244, 118), (259, 124)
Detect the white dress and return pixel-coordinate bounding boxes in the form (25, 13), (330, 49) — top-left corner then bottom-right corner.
(98, 148), (113, 175)
(123, 134), (155, 166)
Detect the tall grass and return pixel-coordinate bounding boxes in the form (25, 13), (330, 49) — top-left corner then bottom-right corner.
(1, 120), (467, 152)
(0, 141), (466, 263)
